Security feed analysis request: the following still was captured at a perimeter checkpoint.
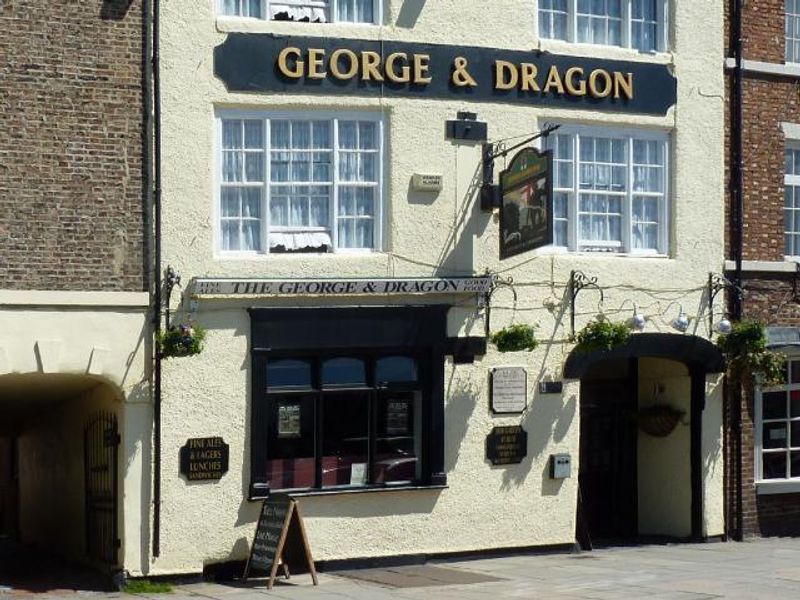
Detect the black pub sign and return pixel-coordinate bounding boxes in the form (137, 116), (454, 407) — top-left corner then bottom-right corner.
(486, 426), (528, 466)
(180, 437), (230, 481)
(214, 35), (677, 116)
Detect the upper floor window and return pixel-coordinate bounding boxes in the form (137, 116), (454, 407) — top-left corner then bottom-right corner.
(785, 146), (800, 256)
(756, 360), (800, 482)
(218, 113), (383, 254)
(219, 0), (378, 24)
(545, 128), (670, 254)
(789, 1), (800, 63)
(539, 0), (668, 52)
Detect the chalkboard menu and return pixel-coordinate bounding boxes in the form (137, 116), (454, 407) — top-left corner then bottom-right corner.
(179, 437), (229, 481)
(244, 495), (318, 589)
(486, 426), (528, 466)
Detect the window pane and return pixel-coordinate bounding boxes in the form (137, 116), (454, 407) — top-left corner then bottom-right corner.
(376, 356), (419, 384)
(763, 452), (787, 479)
(267, 359), (312, 388)
(763, 391), (787, 419)
(793, 422), (800, 448)
(374, 391), (421, 484)
(322, 392), (369, 487)
(764, 422), (789, 449)
(791, 390), (800, 417)
(791, 361), (800, 383)
(267, 396), (315, 490)
(792, 451), (800, 477)
(322, 358), (366, 386)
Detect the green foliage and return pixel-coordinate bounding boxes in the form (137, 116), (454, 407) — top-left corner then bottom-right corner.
(574, 316), (630, 352)
(123, 580), (173, 594)
(716, 320), (786, 386)
(490, 323), (539, 352)
(157, 323), (206, 359)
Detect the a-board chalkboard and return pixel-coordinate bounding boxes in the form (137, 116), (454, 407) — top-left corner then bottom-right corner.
(244, 494), (318, 589)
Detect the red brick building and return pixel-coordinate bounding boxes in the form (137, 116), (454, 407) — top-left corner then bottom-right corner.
(726, 0), (800, 538)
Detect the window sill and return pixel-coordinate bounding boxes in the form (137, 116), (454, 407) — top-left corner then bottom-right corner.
(249, 483), (447, 501)
(755, 479), (800, 495)
(216, 16), (381, 36)
(536, 247), (670, 259)
(537, 38), (672, 64)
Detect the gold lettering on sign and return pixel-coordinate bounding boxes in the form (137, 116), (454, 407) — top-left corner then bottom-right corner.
(614, 71), (634, 100)
(589, 69), (613, 98)
(330, 48), (359, 80)
(452, 56), (477, 87)
(520, 63), (540, 92)
(413, 54), (432, 84)
(277, 47), (303, 79)
(543, 65), (565, 95)
(307, 48), (327, 79)
(361, 50), (384, 81)
(565, 67), (586, 95)
(494, 60), (518, 90)
(386, 52), (411, 83)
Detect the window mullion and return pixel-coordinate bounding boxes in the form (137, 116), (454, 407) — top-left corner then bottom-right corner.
(333, 119), (340, 251)
(264, 119), (271, 254)
(571, 0), (577, 42)
(755, 386), (764, 481)
(570, 134), (579, 251)
(623, 0), (631, 49)
(331, 0), (337, 23)
(624, 137), (633, 252)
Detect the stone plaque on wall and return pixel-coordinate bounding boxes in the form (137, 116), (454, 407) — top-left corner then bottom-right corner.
(486, 426), (528, 466)
(179, 437), (229, 482)
(491, 367), (527, 413)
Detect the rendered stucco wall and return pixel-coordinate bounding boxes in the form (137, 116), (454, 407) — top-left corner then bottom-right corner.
(156, 0), (725, 574)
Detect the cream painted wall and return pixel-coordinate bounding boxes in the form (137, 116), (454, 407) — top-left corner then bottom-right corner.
(155, 0), (725, 574)
(637, 358), (691, 537)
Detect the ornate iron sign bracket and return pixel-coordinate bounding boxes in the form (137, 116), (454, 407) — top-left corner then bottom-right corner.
(569, 270), (604, 336)
(708, 272), (742, 332)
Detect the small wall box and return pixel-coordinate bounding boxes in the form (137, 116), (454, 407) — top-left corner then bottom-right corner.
(550, 454), (571, 479)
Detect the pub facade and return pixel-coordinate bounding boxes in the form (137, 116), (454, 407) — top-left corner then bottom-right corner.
(151, 0), (727, 575)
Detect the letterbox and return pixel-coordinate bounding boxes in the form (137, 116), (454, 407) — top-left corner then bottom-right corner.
(549, 453), (571, 479)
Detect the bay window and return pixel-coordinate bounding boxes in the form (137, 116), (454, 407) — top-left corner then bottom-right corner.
(538, 0), (669, 52)
(219, 0), (379, 24)
(218, 113), (383, 254)
(546, 128), (670, 254)
(756, 360), (800, 485)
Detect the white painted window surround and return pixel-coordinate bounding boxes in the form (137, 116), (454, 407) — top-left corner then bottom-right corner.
(755, 358), (800, 495)
(538, 0), (669, 52)
(218, 0), (379, 24)
(785, 145), (800, 257)
(787, 0), (800, 64)
(545, 126), (670, 255)
(216, 110), (384, 255)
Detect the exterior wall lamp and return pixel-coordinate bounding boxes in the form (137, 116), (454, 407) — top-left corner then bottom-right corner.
(708, 272), (743, 334)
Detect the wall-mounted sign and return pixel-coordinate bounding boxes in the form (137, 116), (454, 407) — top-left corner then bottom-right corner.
(486, 426), (528, 466)
(491, 367), (527, 413)
(193, 276), (493, 297)
(499, 148), (553, 259)
(411, 173), (443, 192)
(179, 437), (229, 482)
(215, 35), (676, 116)
(539, 381), (564, 395)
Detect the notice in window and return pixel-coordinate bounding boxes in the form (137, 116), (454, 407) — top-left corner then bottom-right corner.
(386, 401), (410, 435)
(350, 462), (367, 486)
(278, 403), (301, 438)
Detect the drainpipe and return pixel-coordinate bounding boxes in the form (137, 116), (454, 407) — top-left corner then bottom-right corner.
(730, 0), (745, 542)
(151, 0), (163, 558)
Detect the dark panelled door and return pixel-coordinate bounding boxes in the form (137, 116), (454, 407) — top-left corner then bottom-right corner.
(579, 376), (638, 541)
(84, 412), (119, 566)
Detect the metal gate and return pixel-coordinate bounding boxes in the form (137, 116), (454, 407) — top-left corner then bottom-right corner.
(84, 412), (120, 566)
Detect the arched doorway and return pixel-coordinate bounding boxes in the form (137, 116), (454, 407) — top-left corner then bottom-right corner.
(565, 334), (725, 547)
(0, 373), (123, 592)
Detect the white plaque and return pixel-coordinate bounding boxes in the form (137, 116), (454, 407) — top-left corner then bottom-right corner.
(491, 367), (527, 413)
(411, 173), (443, 192)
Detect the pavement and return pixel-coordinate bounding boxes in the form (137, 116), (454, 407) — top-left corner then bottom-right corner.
(3, 539), (800, 599)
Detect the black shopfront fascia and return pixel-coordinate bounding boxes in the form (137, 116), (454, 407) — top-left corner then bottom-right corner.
(248, 305), (478, 499)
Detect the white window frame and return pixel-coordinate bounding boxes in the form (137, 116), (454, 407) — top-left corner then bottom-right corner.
(785, 143), (800, 259)
(214, 109), (385, 257)
(546, 125), (671, 255)
(217, 0), (382, 25)
(787, 0), (800, 64)
(537, 0), (670, 53)
(755, 358), (800, 494)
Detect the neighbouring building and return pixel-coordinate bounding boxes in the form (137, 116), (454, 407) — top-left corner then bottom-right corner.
(725, 0), (800, 538)
(151, 0), (727, 576)
(0, 0), (151, 580)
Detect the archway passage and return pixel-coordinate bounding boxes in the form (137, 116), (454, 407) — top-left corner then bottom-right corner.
(567, 334), (725, 548)
(0, 374), (121, 593)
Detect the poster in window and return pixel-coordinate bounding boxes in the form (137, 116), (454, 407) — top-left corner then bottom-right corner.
(386, 400), (410, 435)
(278, 403), (301, 438)
(499, 147), (553, 260)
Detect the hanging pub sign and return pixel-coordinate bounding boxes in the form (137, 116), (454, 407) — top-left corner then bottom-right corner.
(214, 35), (677, 116)
(499, 148), (553, 260)
(179, 437), (229, 482)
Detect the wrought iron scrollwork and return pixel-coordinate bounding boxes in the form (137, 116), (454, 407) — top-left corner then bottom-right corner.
(569, 270), (604, 336)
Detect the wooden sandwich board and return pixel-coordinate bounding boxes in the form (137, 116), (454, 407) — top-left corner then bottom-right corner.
(243, 494), (318, 589)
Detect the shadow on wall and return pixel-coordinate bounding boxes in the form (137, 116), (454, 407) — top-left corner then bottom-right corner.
(292, 490), (441, 520)
(396, 0), (426, 28)
(444, 371), (479, 474)
(100, 0), (135, 20)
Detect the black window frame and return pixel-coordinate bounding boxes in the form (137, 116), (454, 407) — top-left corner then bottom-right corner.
(248, 306), (450, 499)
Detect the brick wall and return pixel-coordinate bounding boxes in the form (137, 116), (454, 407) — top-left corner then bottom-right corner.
(0, 0), (146, 291)
(725, 1), (800, 537)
